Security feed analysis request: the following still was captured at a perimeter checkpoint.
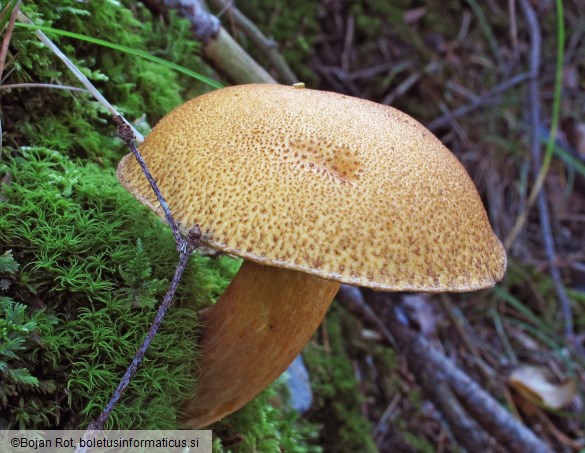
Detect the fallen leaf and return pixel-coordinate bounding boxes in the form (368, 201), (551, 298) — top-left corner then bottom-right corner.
(509, 365), (577, 410)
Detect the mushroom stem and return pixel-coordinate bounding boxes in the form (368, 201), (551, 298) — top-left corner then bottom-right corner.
(183, 260), (340, 428)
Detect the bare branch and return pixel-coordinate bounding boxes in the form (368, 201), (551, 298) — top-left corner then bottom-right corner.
(143, 0), (276, 84)
(208, 0), (298, 84)
(86, 117), (202, 433)
(361, 292), (552, 453)
(0, 0), (21, 82)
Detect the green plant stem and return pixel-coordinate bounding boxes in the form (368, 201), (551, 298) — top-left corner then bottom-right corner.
(505, 0), (565, 249)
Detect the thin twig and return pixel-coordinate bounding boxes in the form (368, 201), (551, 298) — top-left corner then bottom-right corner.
(439, 295), (497, 382)
(86, 117), (202, 433)
(372, 394), (400, 445)
(341, 14), (354, 74)
(0, 82), (89, 92)
(89, 234), (198, 431)
(508, 0), (576, 345)
(426, 72), (531, 131)
(113, 116), (182, 247)
(208, 0), (298, 84)
(0, 0), (21, 82)
(336, 284), (398, 350)
(383, 61), (440, 106)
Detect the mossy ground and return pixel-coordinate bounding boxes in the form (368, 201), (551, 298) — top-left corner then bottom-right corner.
(0, 146), (238, 429)
(0, 0), (218, 429)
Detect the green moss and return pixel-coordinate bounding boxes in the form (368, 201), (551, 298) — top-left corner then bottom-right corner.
(211, 381), (320, 453)
(4, 0), (211, 166)
(0, 295), (59, 429)
(302, 305), (377, 453)
(0, 147), (238, 429)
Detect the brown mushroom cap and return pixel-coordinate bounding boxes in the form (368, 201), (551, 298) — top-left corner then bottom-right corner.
(117, 83), (506, 291)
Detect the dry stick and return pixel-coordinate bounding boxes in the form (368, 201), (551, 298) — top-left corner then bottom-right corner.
(413, 361), (492, 452)
(515, 0), (576, 344)
(362, 297), (493, 451)
(383, 62), (440, 106)
(350, 290), (551, 452)
(336, 284), (397, 350)
(341, 14), (354, 74)
(438, 295), (497, 383)
(0, 0), (21, 82)
(385, 312), (552, 453)
(339, 287), (491, 451)
(426, 72), (531, 131)
(143, 0), (276, 85)
(208, 0), (298, 84)
(88, 117), (202, 431)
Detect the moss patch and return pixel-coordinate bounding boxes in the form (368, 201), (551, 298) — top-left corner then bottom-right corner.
(211, 381), (321, 453)
(5, 0), (211, 166)
(303, 305), (378, 453)
(2, 1), (320, 446)
(0, 147), (238, 428)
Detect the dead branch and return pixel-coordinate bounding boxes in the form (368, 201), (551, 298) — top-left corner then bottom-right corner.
(348, 290), (552, 452)
(207, 0), (298, 84)
(142, 0), (276, 84)
(88, 118), (202, 431)
(0, 0), (21, 82)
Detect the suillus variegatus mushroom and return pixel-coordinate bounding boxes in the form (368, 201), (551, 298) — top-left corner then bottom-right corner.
(117, 83), (507, 427)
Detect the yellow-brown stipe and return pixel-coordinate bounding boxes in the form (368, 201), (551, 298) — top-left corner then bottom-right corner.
(183, 261), (340, 428)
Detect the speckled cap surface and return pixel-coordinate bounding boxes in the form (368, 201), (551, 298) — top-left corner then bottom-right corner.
(117, 84), (506, 292)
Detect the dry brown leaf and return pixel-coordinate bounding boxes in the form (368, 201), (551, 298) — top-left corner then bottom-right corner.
(509, 365), (577, 410)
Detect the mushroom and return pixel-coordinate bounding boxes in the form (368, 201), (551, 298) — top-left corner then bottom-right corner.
(116, 83), (506, 428)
